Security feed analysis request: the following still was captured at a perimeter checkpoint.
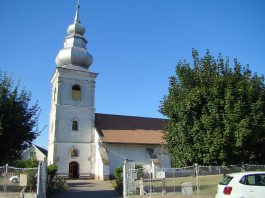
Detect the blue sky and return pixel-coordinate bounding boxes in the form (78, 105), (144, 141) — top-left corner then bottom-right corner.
(0, 0), (264, 149)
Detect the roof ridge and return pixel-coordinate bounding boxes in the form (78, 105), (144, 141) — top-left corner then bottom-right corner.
(34, 144), (48, 155)
(95, 113), (166, 120)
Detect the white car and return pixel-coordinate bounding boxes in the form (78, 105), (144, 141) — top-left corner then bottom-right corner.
(9, 175), (19, 183)
(215, 171), (265, 198)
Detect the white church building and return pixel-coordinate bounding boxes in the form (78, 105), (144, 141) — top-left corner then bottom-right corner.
(47, 3), (170, 180)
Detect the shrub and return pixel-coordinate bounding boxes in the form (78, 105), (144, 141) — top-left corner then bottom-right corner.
(46, 164), (68, 197)
(46, 176), (68, 198)
(47, 164), (58, 180)
(113, 167), (123, 194)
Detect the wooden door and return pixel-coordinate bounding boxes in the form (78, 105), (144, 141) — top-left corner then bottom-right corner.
(69, 161), (79, 178)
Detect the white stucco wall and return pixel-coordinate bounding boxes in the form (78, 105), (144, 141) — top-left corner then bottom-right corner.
(48, 143), (54, 165)
(55, 142), (95, 178)
(94, 129), (110, 180)
(106, 144), (171, 176)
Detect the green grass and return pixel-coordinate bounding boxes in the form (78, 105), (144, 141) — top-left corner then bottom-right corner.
(141, 174), (223, 195)
(0, 178), (4, 185)
(197, 175), (223, 195)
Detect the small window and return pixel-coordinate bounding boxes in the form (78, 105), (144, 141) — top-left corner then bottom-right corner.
(71, 149), (78, 157)
(72, 121), (78, 131)
(240, 174), (265, 186)
(72, 85), (81, 100)
(219, 175), (233, 185)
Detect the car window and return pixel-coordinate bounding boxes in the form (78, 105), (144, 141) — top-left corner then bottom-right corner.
(239, 174), (265, 186)
(219, 175), (233, 185)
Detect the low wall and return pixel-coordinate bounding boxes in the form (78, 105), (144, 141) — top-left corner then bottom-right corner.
(127, 195), (214, 198)
(0, 192), (37, 198)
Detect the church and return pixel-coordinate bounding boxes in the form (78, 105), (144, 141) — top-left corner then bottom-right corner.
(47, 3), (170, 180)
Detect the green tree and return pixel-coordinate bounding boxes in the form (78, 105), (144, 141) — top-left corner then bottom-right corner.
(160, 49), (265, 167)
(0, 72), (40, 165)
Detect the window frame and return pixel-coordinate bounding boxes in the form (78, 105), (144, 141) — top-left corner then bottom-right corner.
(72, 84), (81, 100)
(72, 121), (79, 131)
(239, 174), (265, 186)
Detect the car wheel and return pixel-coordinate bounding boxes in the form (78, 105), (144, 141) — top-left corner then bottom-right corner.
(11, 178), (18, 183)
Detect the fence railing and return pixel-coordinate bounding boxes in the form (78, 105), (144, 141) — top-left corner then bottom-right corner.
(123, 160), (265, 197)
(0, 160), (47, 198)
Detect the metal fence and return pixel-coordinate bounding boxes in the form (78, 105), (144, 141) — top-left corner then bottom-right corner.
(0, 160), (47, 198)
(123, 160), (265, 197)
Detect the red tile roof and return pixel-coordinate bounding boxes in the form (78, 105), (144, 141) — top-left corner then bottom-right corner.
(95, 113), (167, 145)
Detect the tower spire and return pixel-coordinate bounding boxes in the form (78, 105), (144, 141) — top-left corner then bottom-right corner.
(55, 0), (93, 70)
(74, 0), (80, 23)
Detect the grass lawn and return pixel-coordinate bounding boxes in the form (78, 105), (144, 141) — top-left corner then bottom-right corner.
(0, 178), (4, 184)
(197, 175), (223, 195)
(141, 174), (223, 195)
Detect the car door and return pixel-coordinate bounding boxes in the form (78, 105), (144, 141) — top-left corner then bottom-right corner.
(245, 185), (265, 198)
(242, 174), (265, 198)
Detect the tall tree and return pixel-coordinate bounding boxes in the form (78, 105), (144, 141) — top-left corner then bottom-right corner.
(160, 49), (265, 167)
(0, 72), (40, 165)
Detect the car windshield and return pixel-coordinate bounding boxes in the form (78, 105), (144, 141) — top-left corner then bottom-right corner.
(219, 175), (233, 185)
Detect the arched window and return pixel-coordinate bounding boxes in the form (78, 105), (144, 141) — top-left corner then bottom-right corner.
(70, 149), (78, 157)
(72, 121), (78, 131)
(72, 85), (81, 100)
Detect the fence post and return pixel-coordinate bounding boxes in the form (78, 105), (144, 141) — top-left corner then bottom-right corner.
(123, 160), (127, 198)
(42, 157), (47, 197)
(37, 161), (42, 197)
(140, 177), (144, 196)
(195, 163), (199, 194)
(173, 168), (176, 194)
(4, 164), (8, 193)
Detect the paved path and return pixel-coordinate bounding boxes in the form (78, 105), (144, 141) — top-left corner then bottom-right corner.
(52, 180), (122, 198)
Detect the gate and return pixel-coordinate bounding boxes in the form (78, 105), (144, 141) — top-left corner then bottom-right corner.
(123, 160), (137, 196)
(123, 161), (152, 197)
(0, 160), (47, 198)
(123, 161), (196, 197)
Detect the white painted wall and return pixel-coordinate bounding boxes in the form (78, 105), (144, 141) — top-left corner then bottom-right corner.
(55, 142), (95, 178)
(22, 146), (46, 161)
(106, 144), (171, 176)
(94, 129), (110, 180)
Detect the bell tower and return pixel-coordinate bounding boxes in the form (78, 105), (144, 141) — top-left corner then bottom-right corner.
(48, 1), (98, 178)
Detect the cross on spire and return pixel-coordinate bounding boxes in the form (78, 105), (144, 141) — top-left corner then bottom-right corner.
(74, 0), (80, 23)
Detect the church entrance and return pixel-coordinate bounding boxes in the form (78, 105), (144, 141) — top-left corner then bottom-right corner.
(69, 161), (79, 178)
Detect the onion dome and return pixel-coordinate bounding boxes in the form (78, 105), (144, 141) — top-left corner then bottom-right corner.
(55, 1), (93, 70)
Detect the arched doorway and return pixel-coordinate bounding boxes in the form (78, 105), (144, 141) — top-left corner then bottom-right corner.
(69, 161), (79, 178)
